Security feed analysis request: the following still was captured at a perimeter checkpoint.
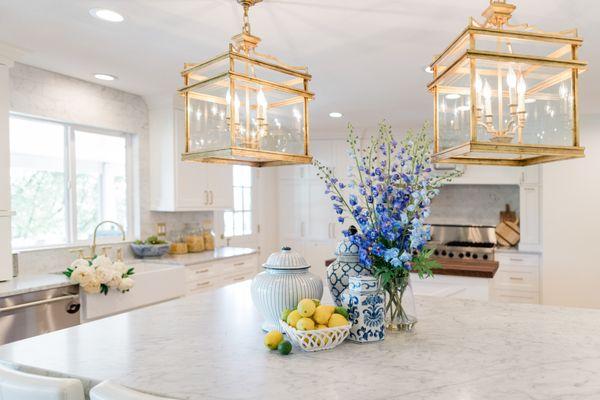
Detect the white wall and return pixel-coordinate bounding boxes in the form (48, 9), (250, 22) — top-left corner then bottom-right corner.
(542, 114), (600, 308)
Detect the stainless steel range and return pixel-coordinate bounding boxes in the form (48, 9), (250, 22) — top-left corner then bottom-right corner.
(428, 224), (497, 261)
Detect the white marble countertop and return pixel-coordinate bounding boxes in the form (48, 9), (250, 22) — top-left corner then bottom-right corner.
(1, 281), (600, 399)
(0, 273), (74, 297)
(149, 246), (257, 266)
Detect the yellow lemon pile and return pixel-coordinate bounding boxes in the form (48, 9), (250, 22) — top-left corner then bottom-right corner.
(282, 299), (349, 330)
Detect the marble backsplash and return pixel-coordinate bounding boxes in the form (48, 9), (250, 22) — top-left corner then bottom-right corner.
(427, 184), (520, 227)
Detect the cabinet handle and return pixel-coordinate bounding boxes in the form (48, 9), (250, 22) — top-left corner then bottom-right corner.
(196, 281), (211, 287)
(233, 262), (245, 266)
(232, 276), (245, 282)
(509, 258), (524, 262)
(509, 276), (524, 281)
(204, 190), (209, 205)
(209, 190), (214, 205)
(195, 268), (209, 274)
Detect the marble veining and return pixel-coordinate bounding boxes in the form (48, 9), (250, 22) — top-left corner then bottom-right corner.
(0, 281), (599, 399)
(0, 273), (73, 297)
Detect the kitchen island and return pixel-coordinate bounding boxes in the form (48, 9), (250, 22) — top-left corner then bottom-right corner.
(1, 281), (599, 399)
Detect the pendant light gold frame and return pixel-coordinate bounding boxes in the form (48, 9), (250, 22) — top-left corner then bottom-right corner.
(428, 1), (587, 166)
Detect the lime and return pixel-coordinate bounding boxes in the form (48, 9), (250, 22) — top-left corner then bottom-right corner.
(280, 308), (292, 322)
(277, 340), (292, 355)
(334, 306), (349, 320)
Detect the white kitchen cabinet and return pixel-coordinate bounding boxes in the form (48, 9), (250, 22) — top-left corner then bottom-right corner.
(148, 96), (233, 211)
(185, 254), (259, 295)
(491, 251), (540, 304)
(448, 165), (522, 185)
(0, 62), (12, 281)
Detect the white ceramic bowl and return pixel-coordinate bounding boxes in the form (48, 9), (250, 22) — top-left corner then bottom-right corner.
(280, 320), (351, 352)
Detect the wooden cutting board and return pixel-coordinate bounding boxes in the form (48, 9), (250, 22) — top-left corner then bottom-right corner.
(500, 204), (518, 223)
(496, 219), (520, 247)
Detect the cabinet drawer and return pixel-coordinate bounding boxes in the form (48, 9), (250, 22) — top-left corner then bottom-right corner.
(492, 289), (539, 304)
(220, 273), (252, 286)
(186, 264), (220, 282)
(213, 256), (258, 277)
(494, 268), (539, 292)
(496, 253), (540, 267)
(187, 279), (216, 294)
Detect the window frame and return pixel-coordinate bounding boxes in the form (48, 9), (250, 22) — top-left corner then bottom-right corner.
(9, 113), (135, 250)
(224, 165), (254, 238)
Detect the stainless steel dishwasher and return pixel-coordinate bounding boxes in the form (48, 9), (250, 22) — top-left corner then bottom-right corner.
(0, 285), (80, 345)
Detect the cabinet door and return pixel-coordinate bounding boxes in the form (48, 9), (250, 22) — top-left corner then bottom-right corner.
(173, 108), (209, 210)
(279, 179), (307, 241)
(307, 180), (333, 241)
(0, 217), (12, 280)
(519, 185), (541, 250)
(308, 140), (334, 181)
(305, 239), (336, 283)
(206, 164), (233, 210)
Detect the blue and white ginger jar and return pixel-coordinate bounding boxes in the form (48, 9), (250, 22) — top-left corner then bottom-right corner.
(327, 235), (368, 306)
(251, 247), (323, 332)
(341, 276), (385, 343)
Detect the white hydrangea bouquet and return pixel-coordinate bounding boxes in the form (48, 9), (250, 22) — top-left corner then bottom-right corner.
(64, 255), (135, 295)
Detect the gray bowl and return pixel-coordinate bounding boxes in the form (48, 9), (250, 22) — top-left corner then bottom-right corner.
(130, 243), (171, 258)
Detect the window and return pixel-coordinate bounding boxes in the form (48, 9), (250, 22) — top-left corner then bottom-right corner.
(9, 115), (133, 249)
(224, 165), (252, 237)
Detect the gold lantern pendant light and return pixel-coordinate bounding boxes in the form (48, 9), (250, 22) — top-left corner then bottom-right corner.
(428, 0), (587, 166)
(179, 0), (314, 167)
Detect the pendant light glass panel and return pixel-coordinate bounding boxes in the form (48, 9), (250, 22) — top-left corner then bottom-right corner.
(429, 1), (586, 166)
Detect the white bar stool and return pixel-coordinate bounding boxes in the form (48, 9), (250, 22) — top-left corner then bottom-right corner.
(90, 380), (177, 400)
(0, 364), (84, 400)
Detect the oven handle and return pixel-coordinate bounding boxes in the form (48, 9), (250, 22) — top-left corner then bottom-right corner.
(0, 294), (79, 313)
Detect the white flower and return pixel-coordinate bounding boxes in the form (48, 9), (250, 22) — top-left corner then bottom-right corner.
(70, 258), (90, 269)
(81, 276), (101, 294)
(107, 274), (122, 289)
(118, 277), (134, 292)
(95, 265), (116, 285)
(92, 255), (112, 269)
(70, 265), (95, 285)
(112, 261), (129, 276)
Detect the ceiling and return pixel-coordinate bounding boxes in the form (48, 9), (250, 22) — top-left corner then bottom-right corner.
(0, 0), (598, 136)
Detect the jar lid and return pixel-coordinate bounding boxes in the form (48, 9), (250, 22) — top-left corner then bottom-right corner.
(263, 247), (310, 270)
(335, 237), (360, 256)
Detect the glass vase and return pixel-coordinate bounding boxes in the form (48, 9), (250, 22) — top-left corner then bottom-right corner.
(382, 273), (417, 332)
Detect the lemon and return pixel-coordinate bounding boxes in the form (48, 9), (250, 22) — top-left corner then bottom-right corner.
(296, 317), (315, 331)
(281, 308), (292, 322)
(328, 313), (348, 328)
(297, 299), (317, 318)
(316, 324), (329, 330)
(313, 305), (335, 325)
(264, 330), (284, 350)
(286, 310), (301, 327)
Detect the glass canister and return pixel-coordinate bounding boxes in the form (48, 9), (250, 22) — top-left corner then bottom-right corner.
(203, 221), (215, 251)
(168, 230), (188, 255)
(184, 223), (205, 253)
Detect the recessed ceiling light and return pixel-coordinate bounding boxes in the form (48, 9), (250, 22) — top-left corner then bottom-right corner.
(329, 112), (343, 118)
(93, 73), (117, 81)
(445, 94), (461, 100)
(89, 8), (124, 22)
(424, 66), (434, 74)
(525, 98), (537, 104)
